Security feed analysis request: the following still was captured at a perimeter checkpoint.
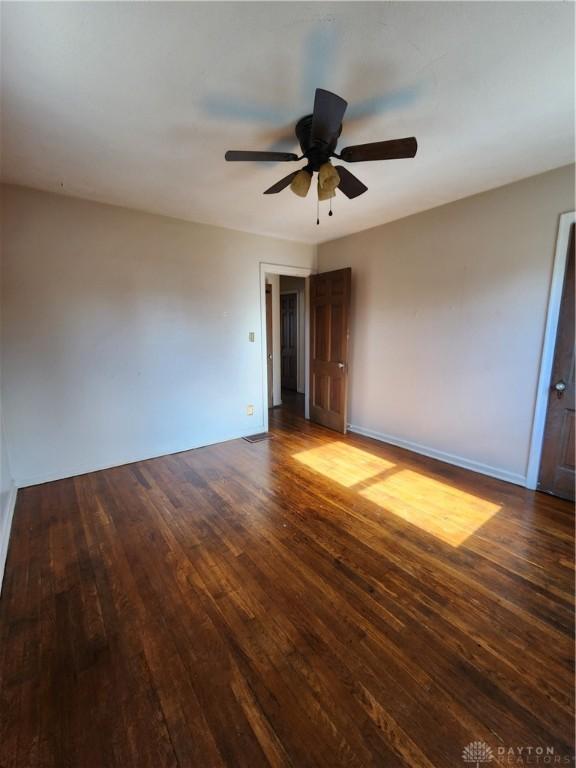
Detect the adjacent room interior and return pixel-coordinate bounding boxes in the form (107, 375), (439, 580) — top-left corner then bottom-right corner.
(265, 271), (308, 418)
(0, 2), (574, 767)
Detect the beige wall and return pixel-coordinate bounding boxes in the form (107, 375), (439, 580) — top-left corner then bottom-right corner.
(1, 185), (316, 485)
(318, 164), (575, 484)
(2, 165), (573, 491)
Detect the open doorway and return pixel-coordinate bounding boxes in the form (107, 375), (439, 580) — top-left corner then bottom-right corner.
(260, 263), (312, 431)
(527, 211), (576, 498)
(264, 273), (306, 421)
(260, 262), (352, 435)
(534, 220), (575, 500)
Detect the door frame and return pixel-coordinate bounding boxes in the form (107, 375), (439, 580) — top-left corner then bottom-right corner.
(260, 263), (312, 431)
(265, 284), (273, 409)
(526, 211), (575, 490)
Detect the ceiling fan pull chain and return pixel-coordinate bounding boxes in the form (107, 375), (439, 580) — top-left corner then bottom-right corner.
(316, 197), (320, 226)
(329, 198), (333, 217)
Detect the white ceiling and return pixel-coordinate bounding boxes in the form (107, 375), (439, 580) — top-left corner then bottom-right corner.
(1, 2), (574, 244)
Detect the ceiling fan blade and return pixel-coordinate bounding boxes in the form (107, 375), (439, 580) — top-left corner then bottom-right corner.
(311, 89), (348, 145)
(225, 150), (299, 162)
(335, 166), (368, 199)
(263, 171), (300, 194)
(340, 137), (417, 163)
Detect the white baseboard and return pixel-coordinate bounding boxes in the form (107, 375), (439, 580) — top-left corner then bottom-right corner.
(348, 424), (527, 488)
(14, 425), (265, 489)
(0, 483), (18, 594)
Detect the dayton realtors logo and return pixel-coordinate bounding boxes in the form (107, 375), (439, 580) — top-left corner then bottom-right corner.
(462, 741), (575, 766)
(462, 741), (494, 767)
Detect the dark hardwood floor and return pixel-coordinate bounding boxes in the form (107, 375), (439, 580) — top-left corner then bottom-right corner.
(0, 401), (574, 767)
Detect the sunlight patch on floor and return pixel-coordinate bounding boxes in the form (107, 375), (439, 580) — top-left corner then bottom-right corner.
(293, 441), (395, 487)
(359, 469), (501, 547)
(293, 441), (501, 547)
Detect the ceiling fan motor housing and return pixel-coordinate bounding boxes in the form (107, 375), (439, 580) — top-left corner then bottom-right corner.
(295, 115), (341, 171)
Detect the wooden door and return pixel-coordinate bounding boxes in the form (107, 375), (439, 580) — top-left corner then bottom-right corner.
(309, 267), (351, 433)
(265, 285), (273, 408)
(538, 224), (575, 501)
(281, 293), (298, 391)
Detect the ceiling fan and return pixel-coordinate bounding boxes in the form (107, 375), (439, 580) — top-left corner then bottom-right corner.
(224, 88), (417, 206)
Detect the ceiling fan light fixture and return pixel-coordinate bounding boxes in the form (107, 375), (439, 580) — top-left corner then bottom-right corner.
(317, 180), (335, 202)
(290, 168), (312, 197)
(318, 161), (339, 201)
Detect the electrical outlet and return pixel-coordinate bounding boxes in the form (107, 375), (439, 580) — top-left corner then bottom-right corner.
(246, 404), (255, 416)
(248, 331), (255, 342)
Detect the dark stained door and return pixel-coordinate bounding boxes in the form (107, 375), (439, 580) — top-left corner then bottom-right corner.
(281, 293), (298, 391)
(309, 267), (351, 433)
(538, 224), (575, 501)
(266, 285), (273, 408)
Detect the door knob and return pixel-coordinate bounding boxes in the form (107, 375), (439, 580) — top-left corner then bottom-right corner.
(553, 380), (566, 397)
(337, 362), (345, 369)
